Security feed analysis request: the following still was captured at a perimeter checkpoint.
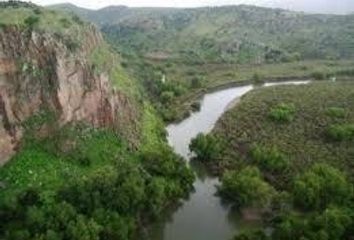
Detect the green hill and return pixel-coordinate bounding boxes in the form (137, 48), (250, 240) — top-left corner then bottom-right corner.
(52, 4), (354, 64)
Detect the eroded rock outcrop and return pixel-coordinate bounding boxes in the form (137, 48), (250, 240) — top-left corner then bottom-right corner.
(0, 26), (139, 165)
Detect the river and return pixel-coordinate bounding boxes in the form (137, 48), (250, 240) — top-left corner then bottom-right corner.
(149, 80), (310, 240)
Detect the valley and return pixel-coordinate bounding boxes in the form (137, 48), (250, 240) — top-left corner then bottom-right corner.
(0, 1), (354, 240)
(51, 3), (354, 122)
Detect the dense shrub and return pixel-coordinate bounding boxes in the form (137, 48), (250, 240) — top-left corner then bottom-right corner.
(252, 73), (264, 84)
(325, 107), (346, 118)
(336, 68), (354, 76)
(250, 145), (289, 172)
(33, 8), (42, 15)
(160, 91), (175, 103)
(191, 101), (201, 111)
(24, 15), (39, 28)
(311, 71), (326, 80)
(60, 17), (71, 28)
(0, 122), (194, 240)
(293, 164), (353, 210)
(269, 103), (295, 122)
(190, 76), (203, 88)
(313, 206), (353, 240)
(272, 206), (353, 240)
(327, 124), (354, 141)
(189, 133), (223, 162)
(220, 166), (275, 208)
(59, 164), (146, 215)
(72, 14), (84, 25)
(234, 229), (269, 240)
(139, 146), (194, 192)
(63, 37), (80, 51)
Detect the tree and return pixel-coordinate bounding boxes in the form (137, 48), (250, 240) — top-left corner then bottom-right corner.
(250, 145), (289, 173)
(234, 229), (269, 240)
(160, 91), (175, 103)
(220, 166), (275, 208)
(293, 164), (353, 210)
(93, 210), (134, 240)
(24, 15), (39, 28)
(313, 206), (352, 240)
(272, 206), (353, 240)
(189, 133), (223, 162)
(67, 215), (101, 240)
(327, 124), (354, 141)
(269, 103), (295, 122)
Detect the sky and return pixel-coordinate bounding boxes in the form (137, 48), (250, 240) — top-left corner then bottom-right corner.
(26, 0), (354, 14)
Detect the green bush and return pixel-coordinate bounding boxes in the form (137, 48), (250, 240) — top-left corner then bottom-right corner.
(220, 166), (275, 208)
(234, 229), (269, 240)
(327, 124), (354, 141)
(336, 68), (354, 77)
(33, 8), (41, 15)
(190, 76), (203, 88)
(311, 71), (326, 80)
(24, 15), (39, 28)
(269, 103), (295, 122)
(160, 91), (175, 103)
(72, 15), (84, 25)
(252, 73), (264, 84)
(189, 133), (223, 162)
(326, 107), (346, 118)
(272, 206), (353, 240)
(59, 164), (146, 215)
(63, 38), (80, 51)
(293, 164), (353, 210)
(250, 145), (289, 172)
(60, 18), (71, 28)
(191, 101), (201, 111)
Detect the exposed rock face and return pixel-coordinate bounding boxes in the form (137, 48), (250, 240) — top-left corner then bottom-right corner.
(0, 26), (139, 165)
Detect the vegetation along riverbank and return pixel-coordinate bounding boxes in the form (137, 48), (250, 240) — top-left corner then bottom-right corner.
(190, 82), (354, 239)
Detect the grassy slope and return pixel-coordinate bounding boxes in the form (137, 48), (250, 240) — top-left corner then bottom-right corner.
(92, 5), (354, 63)
(212, 82), (354, 186)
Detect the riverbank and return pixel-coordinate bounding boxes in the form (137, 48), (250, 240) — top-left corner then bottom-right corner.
(166, 60), (354, 123)
(151, 80), (313, 240)
(191, 81), (354, 239)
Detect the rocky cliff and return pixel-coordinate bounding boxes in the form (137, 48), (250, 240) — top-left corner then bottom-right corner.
(0, 24), (140, 165)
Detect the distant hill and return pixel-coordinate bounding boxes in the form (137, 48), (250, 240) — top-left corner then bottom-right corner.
(50, 0), (354, 15)
(51, 4), (354, 64)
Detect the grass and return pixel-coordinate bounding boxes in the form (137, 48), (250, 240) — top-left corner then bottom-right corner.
(140, 103), (167, 151)
(160, 59), (354, 87)
(0, 5), (92, 54)
(0, 125), (127, 200)
(211, 82), (354, 187)
(160, 59), (354, 122)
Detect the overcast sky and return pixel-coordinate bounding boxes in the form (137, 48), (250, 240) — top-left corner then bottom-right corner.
(26, 0), (354, 14)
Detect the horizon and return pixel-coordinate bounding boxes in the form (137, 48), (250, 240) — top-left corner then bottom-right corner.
(24, 0), (354, 14)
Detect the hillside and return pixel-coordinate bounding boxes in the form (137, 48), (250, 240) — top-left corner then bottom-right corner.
(0, 2), (193, 239)
(190, 82), (354, 239)
(51, 4), (354, 123)
(52, 4), (354, 64)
